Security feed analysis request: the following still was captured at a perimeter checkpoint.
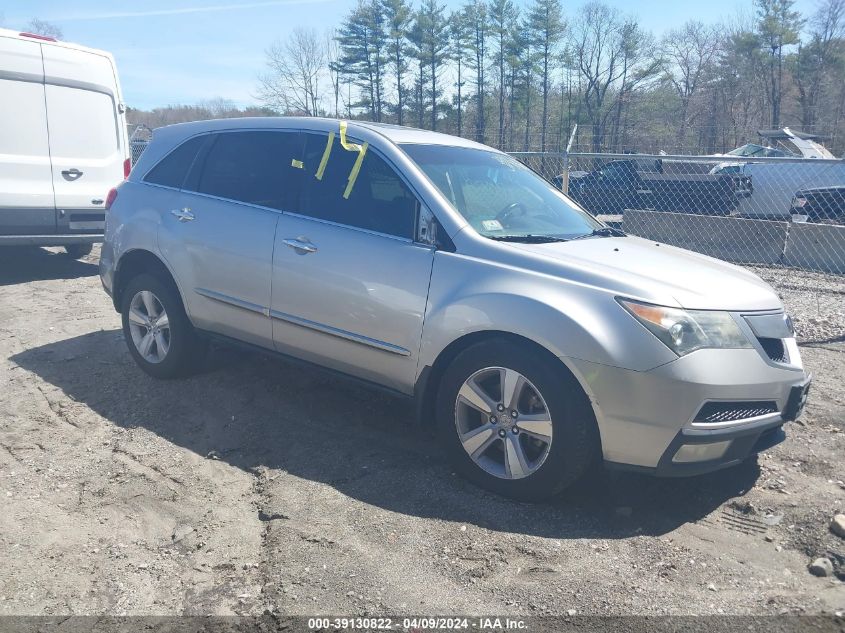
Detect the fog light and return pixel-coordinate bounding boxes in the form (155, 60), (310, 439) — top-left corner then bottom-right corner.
(672, 440), (731, 463)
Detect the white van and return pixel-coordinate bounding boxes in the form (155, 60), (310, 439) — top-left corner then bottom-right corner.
(0, 28), (129, 258)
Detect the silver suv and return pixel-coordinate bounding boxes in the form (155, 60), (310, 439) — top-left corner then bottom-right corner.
(100, 118), (811, 500)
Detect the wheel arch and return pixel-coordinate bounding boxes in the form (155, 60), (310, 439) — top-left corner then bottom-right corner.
(414, 330), (599, 438)
(113, 249), (188, 316)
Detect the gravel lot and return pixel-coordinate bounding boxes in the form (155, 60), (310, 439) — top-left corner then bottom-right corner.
(0, 246), (843, 618)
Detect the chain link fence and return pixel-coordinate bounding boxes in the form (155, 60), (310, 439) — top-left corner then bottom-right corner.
(129, 125), (152, 167)
(511, 151), (845, 343)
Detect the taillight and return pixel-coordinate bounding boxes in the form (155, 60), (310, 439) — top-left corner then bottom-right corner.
(123, 158), (131, 179)
(105, 188), (118, 210)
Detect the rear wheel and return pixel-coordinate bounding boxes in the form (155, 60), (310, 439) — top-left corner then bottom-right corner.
(436, 339), (600, 501)
(121, 273), (205, 379)
(64, 243), (93, 259)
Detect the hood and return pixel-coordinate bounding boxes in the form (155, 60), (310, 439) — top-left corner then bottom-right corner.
(508, 235), (782, 312)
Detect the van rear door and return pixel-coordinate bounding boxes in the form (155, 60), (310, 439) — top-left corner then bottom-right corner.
(0, 35), (55, 235)
(42, 45), (125, 234)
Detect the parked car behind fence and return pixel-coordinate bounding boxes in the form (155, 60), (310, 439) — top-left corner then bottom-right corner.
(559, 158), (749, 216)
(513, 151), (845, 276)
(791, 185), (845, 225)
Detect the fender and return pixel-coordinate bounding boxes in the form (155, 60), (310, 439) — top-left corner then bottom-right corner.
(417, 251), (678, 379)
(106, 182), (193, 318)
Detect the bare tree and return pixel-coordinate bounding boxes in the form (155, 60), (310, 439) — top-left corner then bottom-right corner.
(569, 2), (627, 151)
(610, 20), (659, 150)
(326, 30), (343, 117)
(661, 21), (722, 149)
(258, 28), (326, 116)
(26, 19), (63, 39)
(792, 0), (845, 130)
(128, 104), (275, 129)
(202, 98), (237, 117)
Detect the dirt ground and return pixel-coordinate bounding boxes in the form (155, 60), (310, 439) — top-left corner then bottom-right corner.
(0, 246), (843, 618)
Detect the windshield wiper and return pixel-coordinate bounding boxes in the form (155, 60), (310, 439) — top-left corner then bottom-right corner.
(487, 234), (569, 243)
(568, 226), (627, 241)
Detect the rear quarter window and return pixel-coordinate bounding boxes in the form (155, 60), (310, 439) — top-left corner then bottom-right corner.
(143, 135), (207, 189)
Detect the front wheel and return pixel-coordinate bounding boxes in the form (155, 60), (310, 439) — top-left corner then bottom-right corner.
(436, 339), (600, 501)
(121, 274), (205, 379)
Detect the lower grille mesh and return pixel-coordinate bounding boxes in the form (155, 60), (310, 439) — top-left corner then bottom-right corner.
(695, 401), (778, 424)
(758, 337), (788, 363)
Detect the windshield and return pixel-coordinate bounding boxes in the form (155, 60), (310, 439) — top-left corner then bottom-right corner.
(400, 144), (601, 240)
(727, 143), (793, 158)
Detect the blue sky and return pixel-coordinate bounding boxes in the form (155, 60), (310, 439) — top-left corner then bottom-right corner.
(2, 0), (821, 110)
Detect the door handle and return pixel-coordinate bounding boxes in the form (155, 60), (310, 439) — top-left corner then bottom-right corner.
(170, 208), (195, 222)
(282, 237), (317, 254)
(61, 168), (83, 181)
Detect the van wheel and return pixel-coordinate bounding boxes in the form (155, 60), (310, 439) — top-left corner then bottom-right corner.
(436, 339), (599, 501)
(120, 274), (205, 379)
(64, 244), (93, 259)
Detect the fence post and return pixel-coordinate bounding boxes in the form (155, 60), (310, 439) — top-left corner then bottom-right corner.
(561, 124), (577, 195)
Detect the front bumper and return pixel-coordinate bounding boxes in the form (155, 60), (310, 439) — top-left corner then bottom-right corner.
(569, 347), (809, 474)
(609, 410), (789, 477)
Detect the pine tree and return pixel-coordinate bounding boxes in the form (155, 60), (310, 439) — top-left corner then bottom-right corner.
(755, 0), (803, 127)
(490, 0), (519, 148)
(337, 0), (388, 121)
(463, 0), (489, 143)
(414, 0), (450, 130)
(450, 11), (471, 137)
(527, 0), (565, 151)
(382, 0), (412, 125)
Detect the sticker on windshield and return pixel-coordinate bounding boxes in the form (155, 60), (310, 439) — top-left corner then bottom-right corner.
(482, 219), (504, 232)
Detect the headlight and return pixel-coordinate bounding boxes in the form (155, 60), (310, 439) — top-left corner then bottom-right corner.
(618, 299), (751, 356)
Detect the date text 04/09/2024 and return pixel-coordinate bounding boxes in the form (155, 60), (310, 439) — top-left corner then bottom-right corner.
(306, 617), (530, 630)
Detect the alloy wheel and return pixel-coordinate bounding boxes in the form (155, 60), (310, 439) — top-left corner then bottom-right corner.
(454, 366), (553, 480)
(127, 290), (171, 364)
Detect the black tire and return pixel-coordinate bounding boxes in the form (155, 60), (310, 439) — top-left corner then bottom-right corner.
(64, 243), (93, 259)
(120, 273), (206, 379)
(436, 339), (600, 501)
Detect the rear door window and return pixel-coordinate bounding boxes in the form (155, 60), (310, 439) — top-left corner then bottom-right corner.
(144, 135), (207, 189)
(297, 132), (418, 239)
(193, 131), (300, 210)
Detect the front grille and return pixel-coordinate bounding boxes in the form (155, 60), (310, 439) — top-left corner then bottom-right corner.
(758, 337), (788, 363)
(694, 401), (778, 424)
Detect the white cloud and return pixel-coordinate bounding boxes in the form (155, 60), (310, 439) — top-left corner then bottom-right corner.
(52, 0), (328, 22)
